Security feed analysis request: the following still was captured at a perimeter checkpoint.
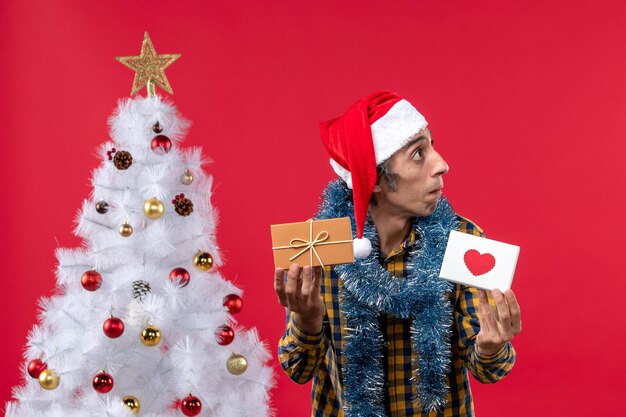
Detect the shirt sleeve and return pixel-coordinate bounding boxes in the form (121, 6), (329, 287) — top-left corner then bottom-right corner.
(455, 285), (516, 383)
(278, 310), (330, 384)
(455, 219), (516, 383)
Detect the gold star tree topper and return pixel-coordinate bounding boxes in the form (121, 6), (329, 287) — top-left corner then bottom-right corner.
(116, 32), (181, 96)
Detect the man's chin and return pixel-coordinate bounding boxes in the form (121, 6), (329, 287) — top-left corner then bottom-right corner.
(415, 199), (439, 218)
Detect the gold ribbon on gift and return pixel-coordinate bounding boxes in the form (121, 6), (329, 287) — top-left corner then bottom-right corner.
(272, 219), (353, 268)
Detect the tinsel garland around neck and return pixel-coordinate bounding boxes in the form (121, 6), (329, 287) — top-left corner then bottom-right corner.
(315, 180), (459, 415)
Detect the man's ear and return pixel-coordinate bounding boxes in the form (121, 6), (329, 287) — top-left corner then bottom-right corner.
(370, 182), (382, 206)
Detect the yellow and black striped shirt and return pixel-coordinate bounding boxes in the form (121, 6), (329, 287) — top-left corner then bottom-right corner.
(278, 216), (516, 417)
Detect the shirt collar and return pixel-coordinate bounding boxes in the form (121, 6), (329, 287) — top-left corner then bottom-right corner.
(384, 227), (418, 260)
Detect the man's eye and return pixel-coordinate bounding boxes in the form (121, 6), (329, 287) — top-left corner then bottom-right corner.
(412, 149), (423, 161)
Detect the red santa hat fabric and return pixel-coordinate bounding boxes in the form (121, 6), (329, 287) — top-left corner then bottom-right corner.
(319, 91), (428, 258)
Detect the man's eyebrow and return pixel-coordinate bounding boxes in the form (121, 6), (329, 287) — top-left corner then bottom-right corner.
(403, 134), (429, 150)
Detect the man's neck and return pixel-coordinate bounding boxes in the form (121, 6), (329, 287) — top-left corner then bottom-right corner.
(369, 203), (413, 257)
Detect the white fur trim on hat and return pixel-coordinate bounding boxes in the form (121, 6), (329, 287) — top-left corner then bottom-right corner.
(329, 99), (427, 189)
(330, 158), (353, 188)
(371, 99), (427, 164)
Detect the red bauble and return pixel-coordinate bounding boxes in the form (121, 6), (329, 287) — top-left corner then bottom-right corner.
(223, 294), (243, 315)
(169, 267), (190, 287)
(181, 395), (202, 416)
(103, 317), (125, 338)
(215, 325), (235, 346)
(92, 371), (114, 393)
(81, 270), (102, 291)
(27, 359), (47, 379)
(151, 135), (172, 154)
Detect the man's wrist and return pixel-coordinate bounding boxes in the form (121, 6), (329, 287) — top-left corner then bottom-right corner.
(293, 314), (323, 335)
(475, 341), (506, 358)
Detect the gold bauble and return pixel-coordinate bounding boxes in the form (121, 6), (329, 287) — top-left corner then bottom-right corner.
(181, 169), (194, 185)
(226, 353), (248, 375)
(38, 369), (60, 390)
(140, 324), (161, 346)
(193, 251), (213, 272)
(119, 222), (133, 237)
(122, 395), (141, 414)
(143, 197), (165, 219)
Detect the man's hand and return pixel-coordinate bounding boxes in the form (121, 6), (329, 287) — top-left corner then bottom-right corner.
(274, 264), (325, 334)
(475, 289), (522, 356)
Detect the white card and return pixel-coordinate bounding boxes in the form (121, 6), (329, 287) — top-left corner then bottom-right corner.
(439, 230), (520, 291)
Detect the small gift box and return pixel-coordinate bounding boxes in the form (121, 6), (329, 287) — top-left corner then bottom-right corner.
(270, 217), (355, 268)
(439, 231), (520, 291)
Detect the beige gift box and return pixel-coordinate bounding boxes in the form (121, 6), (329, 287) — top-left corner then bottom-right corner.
(271, 217), (355, 268)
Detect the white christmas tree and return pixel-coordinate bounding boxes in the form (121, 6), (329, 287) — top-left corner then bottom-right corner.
(5, 34), (273, 417)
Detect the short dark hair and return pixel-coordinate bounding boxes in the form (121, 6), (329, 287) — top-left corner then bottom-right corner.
(370, 159), (399, 206)
(377, 158), (399, 192)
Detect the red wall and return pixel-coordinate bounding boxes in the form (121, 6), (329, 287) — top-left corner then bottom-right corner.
(2, 1), (625, 415)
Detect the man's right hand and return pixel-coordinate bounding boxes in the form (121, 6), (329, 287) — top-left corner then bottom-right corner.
(274, 264), (324, 334)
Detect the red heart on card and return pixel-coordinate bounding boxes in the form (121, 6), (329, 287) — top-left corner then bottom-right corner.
(463, 249), (496, 276)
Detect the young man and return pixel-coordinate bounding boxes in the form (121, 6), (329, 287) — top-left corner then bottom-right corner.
(274, 91), (521, 417)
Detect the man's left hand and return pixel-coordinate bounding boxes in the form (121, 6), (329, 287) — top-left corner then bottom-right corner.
(475, 289), (522, 356)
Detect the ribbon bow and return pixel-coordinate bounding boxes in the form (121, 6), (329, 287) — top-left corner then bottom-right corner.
(288, 221), (329, 268)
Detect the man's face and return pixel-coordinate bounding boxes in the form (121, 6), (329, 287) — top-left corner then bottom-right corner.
(373, 129), (449, 218)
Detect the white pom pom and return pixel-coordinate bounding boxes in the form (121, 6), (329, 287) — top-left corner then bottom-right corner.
(353, 237), (372, 259)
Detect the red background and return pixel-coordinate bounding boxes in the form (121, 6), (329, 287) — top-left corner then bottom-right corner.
(1, 1), (625, 415)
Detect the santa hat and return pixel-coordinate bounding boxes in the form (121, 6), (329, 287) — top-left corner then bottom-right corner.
(319, 91), (428, 258)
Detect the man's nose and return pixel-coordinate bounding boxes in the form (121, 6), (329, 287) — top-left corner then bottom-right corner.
(432, 151), (449, 176)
